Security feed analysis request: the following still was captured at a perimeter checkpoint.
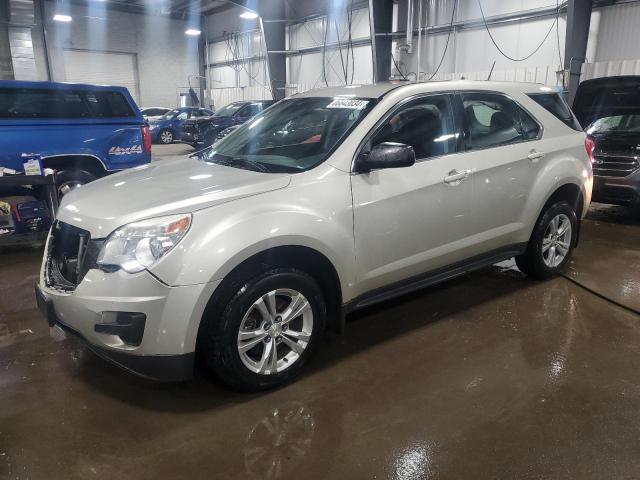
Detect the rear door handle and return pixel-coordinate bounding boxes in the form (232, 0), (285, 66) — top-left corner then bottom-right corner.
(444, 169), (472, 185)
(528, 150), (546, 161)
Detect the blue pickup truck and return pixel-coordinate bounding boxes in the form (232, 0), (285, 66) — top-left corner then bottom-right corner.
(0, 80), (151, 196)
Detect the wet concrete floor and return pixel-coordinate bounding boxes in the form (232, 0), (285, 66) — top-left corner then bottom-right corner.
(0, 204), (639, 480)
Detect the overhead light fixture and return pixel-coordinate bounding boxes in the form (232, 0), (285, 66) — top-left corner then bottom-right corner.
(185, 29), (201, 36)
(240, 11), (259, 19)
(53, 14), (72, 22)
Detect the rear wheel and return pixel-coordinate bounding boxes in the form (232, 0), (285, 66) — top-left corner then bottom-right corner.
(55, 169), (96, 197)
(516, 201), (577, 279)
(200, 268), (326, 391)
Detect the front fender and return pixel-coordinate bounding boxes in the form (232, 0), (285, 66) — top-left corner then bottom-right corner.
(149, 171), (356, 299)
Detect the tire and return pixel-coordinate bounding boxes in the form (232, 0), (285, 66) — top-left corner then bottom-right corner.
(516, 201), (577, 280)
(200, 268), (326, 391)
(56, 169), (97, 197)
(159, 129), (174, 144)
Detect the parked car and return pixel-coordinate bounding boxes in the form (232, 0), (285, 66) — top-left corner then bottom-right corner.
(149, 107), (214, 144)
(181, 100), (274, 148)
(572, 76), (640, 216)
(140, 107), (171, 121)
(0, 80), (151, 196)
(36, 81), (592, 390)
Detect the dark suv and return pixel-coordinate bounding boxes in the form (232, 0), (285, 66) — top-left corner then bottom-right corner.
(573, 76), (640, 216)
(181, 100), (274, 148)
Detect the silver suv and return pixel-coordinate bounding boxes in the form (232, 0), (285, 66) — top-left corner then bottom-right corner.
(36, 81), (592, 390)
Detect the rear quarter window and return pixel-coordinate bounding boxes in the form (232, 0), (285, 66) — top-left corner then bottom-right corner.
(0, 87), (135, 119)
(527, 93), (582, 131)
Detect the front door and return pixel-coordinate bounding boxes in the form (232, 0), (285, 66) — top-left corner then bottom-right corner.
(351, 93), (477, 295)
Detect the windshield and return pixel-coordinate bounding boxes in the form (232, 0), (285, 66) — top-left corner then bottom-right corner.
(215, 103), (244, 117)
(587, 114), (640, 134)
(160, 109), (179, 120)
(203, 97), (375, 172)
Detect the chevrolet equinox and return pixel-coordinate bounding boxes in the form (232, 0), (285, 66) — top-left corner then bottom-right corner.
(36, 81), (593, 390)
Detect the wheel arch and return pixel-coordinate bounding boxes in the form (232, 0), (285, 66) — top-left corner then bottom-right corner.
(196, 245), (344, 350)
(42, 154), (109, 177)
(536, 181), (585, 246)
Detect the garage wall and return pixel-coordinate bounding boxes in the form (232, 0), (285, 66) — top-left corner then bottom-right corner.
(286, 6), (373, 92)
(39, 0), (199, 108)
(393, 0), (575, 86)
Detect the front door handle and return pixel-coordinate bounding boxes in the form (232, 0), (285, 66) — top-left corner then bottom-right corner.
(444, 169), (472, 185)
(528, 150), (546, 161)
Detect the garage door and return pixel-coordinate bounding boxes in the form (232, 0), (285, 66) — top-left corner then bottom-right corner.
(62, 49), (140, 104)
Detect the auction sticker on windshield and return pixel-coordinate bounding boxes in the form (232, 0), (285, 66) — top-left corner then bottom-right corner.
(326, 99), (369, 110)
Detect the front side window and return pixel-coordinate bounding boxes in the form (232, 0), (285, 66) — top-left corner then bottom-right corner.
(462, 93), (539, 149)
(176, 111), (189, 120)
(368, 94), (458, 159)
(238, 103), (262, 117)
(204, 97), (375, 172)
(161, 109), (179, 120)
(216, 103), (244, 117)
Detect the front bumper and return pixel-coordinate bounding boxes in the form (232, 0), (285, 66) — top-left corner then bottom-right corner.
(592, 172), (640, 206)
(35, 266), (220, 381)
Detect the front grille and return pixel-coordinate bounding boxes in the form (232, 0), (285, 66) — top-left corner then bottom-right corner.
(592, 152), (640, 178)
(45, 221), (103, 292)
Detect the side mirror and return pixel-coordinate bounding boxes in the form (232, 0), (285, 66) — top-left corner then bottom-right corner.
(355, 142), (416, 173)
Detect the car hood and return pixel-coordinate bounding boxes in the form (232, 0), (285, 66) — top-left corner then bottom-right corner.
(58, 157), (291, 236)
(574, 76), (640, 127)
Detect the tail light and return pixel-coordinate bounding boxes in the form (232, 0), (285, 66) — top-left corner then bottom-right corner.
(142, 125), (152, 153)
(585, 136), (596, 164)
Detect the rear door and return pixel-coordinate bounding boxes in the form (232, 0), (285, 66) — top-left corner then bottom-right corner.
(351, 93), (478, 294)
(458, 92), (543, 252)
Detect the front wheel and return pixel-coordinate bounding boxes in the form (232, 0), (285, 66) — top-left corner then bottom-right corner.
(516, 201), (577, 280)
(200, 268), (326, 391)
(159, 129), (174, 144)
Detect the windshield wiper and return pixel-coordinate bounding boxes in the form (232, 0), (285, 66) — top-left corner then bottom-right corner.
(209, 155), (271, 173)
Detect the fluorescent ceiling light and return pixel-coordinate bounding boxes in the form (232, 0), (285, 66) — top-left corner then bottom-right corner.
(185, 29), (201, 36)
(53, 14), (72, 22)
(240, 11), (259, 19)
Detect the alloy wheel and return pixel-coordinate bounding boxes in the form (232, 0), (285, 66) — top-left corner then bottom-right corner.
(237, 289), (313, 375)
(58, 181), (83, 197)
(542, 213), (572, 268)
(161, 130), (173, 144)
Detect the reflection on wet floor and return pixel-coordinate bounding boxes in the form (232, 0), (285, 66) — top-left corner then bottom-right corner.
(0, 203), (639, 479)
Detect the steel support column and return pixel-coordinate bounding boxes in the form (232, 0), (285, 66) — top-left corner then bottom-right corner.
(258, 0), (286, 100)
(564, 0), (592, 103)
(369, 0), (393, 82)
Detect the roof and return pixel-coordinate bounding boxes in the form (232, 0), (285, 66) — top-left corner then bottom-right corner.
(0, 79), (130, 92)
(294, 80), (553, 99)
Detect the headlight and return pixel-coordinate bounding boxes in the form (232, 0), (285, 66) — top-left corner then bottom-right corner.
(97, 214), (191, 273)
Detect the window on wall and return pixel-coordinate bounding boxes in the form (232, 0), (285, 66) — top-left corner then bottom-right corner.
(369, 94), (458, 160)
(462, 93), (540, 149)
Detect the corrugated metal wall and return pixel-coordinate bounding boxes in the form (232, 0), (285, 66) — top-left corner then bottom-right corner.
(206, 29), (272, 107)
(285, 7), (373, 88)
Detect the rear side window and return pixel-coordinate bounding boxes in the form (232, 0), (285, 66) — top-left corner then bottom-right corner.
(462, 93), (540, 149)
(527, 93), (582, 131)
(0, 88), (135, 119)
